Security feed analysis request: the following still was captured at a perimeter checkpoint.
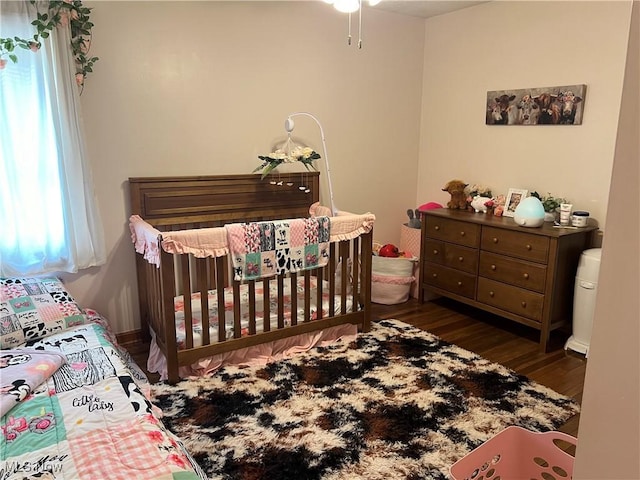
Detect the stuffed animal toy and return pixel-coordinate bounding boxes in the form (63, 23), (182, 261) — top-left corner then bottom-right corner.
(406, 209), (421, 229)
(442, 179), (468, 209)
(470, 195), (492, 213)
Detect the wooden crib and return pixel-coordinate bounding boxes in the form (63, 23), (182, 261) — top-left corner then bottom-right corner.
(129, 172), (374, 383)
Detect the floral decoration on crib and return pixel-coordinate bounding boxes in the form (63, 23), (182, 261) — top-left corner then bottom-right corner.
(254, 147), (320, 179)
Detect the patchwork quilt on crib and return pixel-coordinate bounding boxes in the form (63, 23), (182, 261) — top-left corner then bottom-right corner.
(0, 311), (205, 480)
(225, 217), (330, 281)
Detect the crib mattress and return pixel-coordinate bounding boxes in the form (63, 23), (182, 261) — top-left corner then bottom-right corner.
(171, 277), (353, 349)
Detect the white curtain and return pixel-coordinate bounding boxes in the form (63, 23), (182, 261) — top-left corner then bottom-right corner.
(0, 1), (105, 276)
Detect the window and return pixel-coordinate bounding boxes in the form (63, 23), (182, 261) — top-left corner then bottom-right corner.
(0, 2), (105, 276)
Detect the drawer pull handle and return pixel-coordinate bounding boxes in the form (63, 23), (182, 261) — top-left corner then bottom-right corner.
(457, 281), (463, 286)
(526, 244), (532, 250)
(433, 249), (439, 255)
(489, 291), (495, 297)
(432, 273), (437, 278)
(458, 256), (464, 262)
(492, 237), (498, 243)
(523, 273), (529, 279)
(460, 231), (466, 237)
(491, 264), (496, 271)
(434, 225), (440, 231)
(521, 301), (527, 308)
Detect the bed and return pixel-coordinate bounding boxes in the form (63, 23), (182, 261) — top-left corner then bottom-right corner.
(128, 172), (375, 384)
(0, 277), (206, 479)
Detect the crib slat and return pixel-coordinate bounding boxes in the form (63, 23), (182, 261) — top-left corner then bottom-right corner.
(232, 280), (241, 339)
(248, 282), (256, 335)
(352, 236), (361, 311)
(208, 253), (216, 290)
(262, 278), (270, 332)
(195, 258), (210, 346)
(316, 267), (324, 320)
(181, 255), (194, 350)
(290, 273), (297, 326)
(361, 231), (373, 332)
(277, 275), (285, 329)
(339, 241), (350, 315)
(329, 243), (336, 317)
(215, 256), (227, 342)
(303, 271), (311, 323)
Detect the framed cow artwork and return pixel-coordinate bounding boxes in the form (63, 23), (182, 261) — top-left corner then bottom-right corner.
(485, 84), (586, 126)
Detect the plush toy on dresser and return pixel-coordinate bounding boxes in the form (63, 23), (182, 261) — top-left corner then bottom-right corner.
(442, 179), (468, 209)
(470, 195), (492, 213)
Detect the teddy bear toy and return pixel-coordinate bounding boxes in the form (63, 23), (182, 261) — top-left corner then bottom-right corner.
(470, 195), (492, 213)
(442, 179), (468, 209)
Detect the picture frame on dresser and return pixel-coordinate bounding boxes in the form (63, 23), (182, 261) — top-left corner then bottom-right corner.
(504, 188), (528, 217)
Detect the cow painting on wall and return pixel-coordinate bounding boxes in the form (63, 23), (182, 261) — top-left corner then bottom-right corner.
(485, 84), (586, 126)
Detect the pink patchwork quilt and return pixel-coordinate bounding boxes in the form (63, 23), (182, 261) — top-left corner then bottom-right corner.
(225, 217), (330, 281)
(0, 311), (205, 480)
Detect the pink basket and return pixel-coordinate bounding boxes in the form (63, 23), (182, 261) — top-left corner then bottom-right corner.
(449, 426), (577, 480)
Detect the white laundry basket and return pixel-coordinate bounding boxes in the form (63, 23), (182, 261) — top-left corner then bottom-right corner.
(371, 255), (417, 305)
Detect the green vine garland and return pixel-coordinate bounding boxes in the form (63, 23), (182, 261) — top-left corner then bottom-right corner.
(0, 0), (98, 88)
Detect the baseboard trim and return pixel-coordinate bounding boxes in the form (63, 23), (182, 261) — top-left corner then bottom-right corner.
(116, 329), (144, 347)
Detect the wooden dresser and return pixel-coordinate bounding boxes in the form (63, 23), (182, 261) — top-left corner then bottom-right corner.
(418, 208), (597, 350)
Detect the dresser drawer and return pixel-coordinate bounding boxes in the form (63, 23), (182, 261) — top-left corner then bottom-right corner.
(477, 277), (544, 322)
(423, 239), (478, 274)
(425, 216), (480, 248)
(479, 251), (547, 293)
(424, 263), (476, 299)
(481, 227), (549, 263)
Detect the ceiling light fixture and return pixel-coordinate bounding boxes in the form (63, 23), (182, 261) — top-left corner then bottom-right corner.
(324, 0), (382, 48)
(332, 0), (359, 13)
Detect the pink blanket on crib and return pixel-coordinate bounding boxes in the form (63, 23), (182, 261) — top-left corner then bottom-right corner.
(129, 213), (376, 268)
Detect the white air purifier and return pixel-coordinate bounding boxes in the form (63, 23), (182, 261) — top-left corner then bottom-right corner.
(565, 248), (602, 357)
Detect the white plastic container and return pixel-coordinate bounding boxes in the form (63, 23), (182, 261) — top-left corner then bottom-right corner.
(565, 248), (602, 357)
(571, 210), (590, 227)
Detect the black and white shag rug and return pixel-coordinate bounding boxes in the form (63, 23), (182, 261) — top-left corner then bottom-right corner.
(151, 319), (579, 480)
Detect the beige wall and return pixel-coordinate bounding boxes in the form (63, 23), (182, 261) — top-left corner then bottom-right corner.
(573, 1), (639, 476)
(64, 1), (633, 332)
(64, 1), (425, 333)
(416, 1), (632, 229)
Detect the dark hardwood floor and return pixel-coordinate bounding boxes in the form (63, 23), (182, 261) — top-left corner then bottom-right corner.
(127, 297), (586, 437)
